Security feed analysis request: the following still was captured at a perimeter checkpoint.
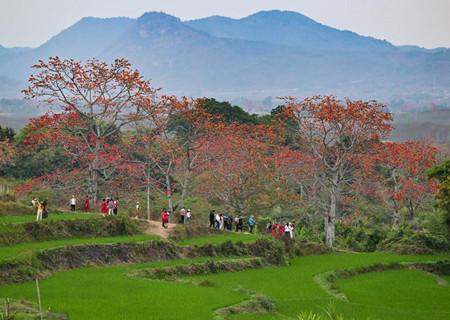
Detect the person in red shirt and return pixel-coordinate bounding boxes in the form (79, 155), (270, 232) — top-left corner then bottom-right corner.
(84, 195), (90, 212)
(271, 223), (278, 237)
(279, 223), (285, 237)
(161, 208), (169, 228)
(100, 199), (108, 216)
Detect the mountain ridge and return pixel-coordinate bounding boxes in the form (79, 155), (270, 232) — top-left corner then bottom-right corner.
(0, 10), (449, 111)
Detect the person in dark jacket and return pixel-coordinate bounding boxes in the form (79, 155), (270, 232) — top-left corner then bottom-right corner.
(235, 215), (243, 232)
(209, 210), (215, 228)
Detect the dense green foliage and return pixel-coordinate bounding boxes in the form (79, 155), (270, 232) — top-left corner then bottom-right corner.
(428, 160), (450, 237)
(0, 126), (14, 142)
(201, 98), (262, 124)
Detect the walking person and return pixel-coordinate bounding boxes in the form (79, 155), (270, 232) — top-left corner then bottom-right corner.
(289, 223), (295, 239)
(267, 221), (273, 233)
(107, 198), (114, 216)
(134, 201), (140, 219)
(248, 215), (256, 233)
(209, 210), (215, 228)
(284, 222), (291, 238)
(100, 199), (108, 216)
(36, 200), (44, 222)
(227, 214), (234, 231)
(42, 198), (49, 219)
(84, 195), (90, 212)
(219, 213), (224, 230)
(179, 207), (186, 224)
(186, 209), (192, 224)
(223, 213), (229, 230)
(31, 198), (38, 215)
(279, 223), (285, 237)
(161, 208), (169, 228)
(235, 215), (243, 232)
(215, 212), (221, 229)
(113, 199), (119, 215)
(271, 223), (278, 237)
(70, 195), (76, 211)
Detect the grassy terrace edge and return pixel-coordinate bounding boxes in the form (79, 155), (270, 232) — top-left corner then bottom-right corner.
(0, 237), (291, 285)
(314, 259), (450, 301)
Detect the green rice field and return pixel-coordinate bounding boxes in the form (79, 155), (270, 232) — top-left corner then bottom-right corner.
(0, 248), (448, 319)
(0, 214), (449, 319)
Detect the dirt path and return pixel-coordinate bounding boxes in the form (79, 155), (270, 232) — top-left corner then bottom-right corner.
(139, 219), (177, 239)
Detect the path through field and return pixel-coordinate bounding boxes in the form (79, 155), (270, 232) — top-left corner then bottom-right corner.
(141, 219), (176, 239)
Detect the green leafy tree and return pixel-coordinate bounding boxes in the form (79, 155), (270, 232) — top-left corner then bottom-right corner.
(428, 160), (450, 234)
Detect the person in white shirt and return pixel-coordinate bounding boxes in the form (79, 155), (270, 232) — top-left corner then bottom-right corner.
(70, 195), (76, 211)
(215, 213), (221, 229)
(179, 207), (186, 224)
(134, 201), (140, 219)
(219, 214), (224, 230)
(186, 209), (192, 224)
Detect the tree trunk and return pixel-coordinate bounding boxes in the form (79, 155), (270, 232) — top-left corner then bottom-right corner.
(179, 149), (192, 209)
(87, 165), (98, 207)
(145, 164), (151, 220)
(165, 173), (173, 215)
(146, 180), (151, 221)
(89, 139), (100, 205)
(325, 188), (337, 247)
(392, 200), (400, 230)
(179, 175), (189, 208)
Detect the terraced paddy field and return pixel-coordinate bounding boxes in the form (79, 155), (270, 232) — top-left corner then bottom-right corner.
(0, 214), (449, 319)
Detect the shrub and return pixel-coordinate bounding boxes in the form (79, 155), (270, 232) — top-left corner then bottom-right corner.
(378, 226), (450, 254)
(131, 257), (267, 280)
(0, 215), (141, 245)
(0, 201), (31, 216)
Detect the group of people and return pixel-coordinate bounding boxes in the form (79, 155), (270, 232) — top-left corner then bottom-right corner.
(100, 198), (119, 216)
(69, 195), (93, 212)
(33, 194), (294, 240)
(268, 222), (295, 239)
(208, 210), (257, 233)
(160, 207), (193, 228)
(32, 198), (48, 221)
(178, 207), (192, 224)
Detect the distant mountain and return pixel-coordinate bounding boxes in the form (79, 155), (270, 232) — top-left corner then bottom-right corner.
(0, 45), (31, 57)
(37, 16), (135, 60)
(186, 10), (394, 52)
(0, 10), (449, 112)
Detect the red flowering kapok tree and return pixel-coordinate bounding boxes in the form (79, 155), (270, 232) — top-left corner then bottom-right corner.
(22, 57), (160, 203)
(195, 123), (277, 216)
(372, 141), (439, 227)
(167, 98), (219, 207)
(283, 96), (393, 247)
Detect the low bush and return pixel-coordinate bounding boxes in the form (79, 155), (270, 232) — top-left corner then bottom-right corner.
(0, 215), (142, 245)
(378, 227), (450, 254)
(0, 201), (32, 216)
(170, 224), (225, 241)
(132, 257), (267, 280)
(414, 259), (450, 275)
(283, 238), (331, 257)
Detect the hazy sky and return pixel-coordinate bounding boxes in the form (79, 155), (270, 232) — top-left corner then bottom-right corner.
(1, 0), (449, 49)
